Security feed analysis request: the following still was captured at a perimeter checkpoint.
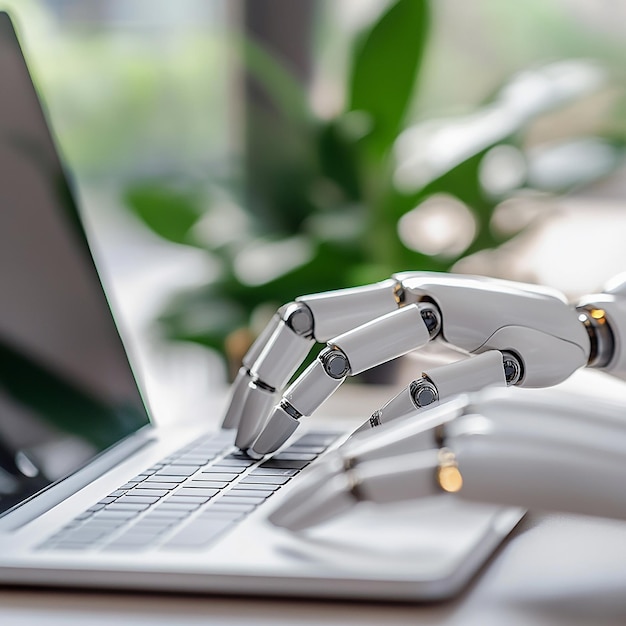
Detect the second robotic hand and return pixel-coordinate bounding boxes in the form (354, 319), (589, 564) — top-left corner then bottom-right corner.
(353, 350), (513, 436)
(247, 303), (436, 456)
(270, 385), (626, 532)
(267, 397), (467, 528)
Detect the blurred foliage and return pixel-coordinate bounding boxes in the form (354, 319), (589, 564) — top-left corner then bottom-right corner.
(124, 0), (625, 364)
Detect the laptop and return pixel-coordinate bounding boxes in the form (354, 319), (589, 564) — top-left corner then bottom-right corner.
(0, 11), (524, 601)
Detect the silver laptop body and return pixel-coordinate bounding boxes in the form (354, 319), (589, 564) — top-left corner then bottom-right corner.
(0, 12), (523, 601)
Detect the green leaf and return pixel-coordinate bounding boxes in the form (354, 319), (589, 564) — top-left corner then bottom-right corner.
(124, 184), (201, 245)
(316, 119), (362, 201)
(348, 0), (429, 159)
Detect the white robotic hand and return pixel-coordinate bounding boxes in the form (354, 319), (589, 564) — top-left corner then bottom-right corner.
(223, 271), (626, 457)
(268, 386), (626, 531)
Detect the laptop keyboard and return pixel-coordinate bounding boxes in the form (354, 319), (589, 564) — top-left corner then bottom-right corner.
(37, 430), (339, 553)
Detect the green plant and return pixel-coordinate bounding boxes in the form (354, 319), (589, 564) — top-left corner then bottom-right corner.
(124, 0), (624, 370)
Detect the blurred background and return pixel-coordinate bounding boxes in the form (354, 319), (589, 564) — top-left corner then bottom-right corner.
(4, 0), (626, 423)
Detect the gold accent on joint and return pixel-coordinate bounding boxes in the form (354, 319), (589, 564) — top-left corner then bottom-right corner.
(437, 448), (463, 493)
(393, 282), (406, 306)
(590, 308), (607, 323)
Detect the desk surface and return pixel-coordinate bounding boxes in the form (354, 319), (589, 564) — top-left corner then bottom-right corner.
(2, 375), (626, 625)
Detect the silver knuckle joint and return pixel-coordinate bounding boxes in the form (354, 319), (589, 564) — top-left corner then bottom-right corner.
(281, 302), (315, 338)
(280, 400), (302, 419)
(320, 347), (350, 379)
(410, 378), (439, 408)
(576, 305), (614, 368)
(501, 350), (523, 385)
(419, 302), (442, 338)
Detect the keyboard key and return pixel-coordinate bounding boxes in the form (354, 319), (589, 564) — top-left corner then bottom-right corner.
(175, 488), (219, 498)
(272, 452), (317, 462)
(119, 482), (140, 490)
(155, 465), (200, 476)
(259, 459), (308, 470)
(229, 488), (274, 499)
(219, 495), (266, 506)
(80, 520), (126, 531)
(168, 457), (213, 466)
(249, 467), (299, 477)
(145, 475), (188, 484)
(105, 502), (151, 511)
(208, 502), (257, 513)
(115, 495), (161, 505)
(186, 480), (229, 489)
(153, 501), (201, 512)
(166, 495), (213, 504)
(284, 445), (327, 454)
(97, 497), (117, 505)
(241, 475), (290, 485)
(94, 507), (140, 517)
(130, 488), (170, 497)
(144, 508), (190, 519)
(134, 482), (178, 490)
(204, 465), (246, 474)
(215, 458), (255, 467)
(196, 471), (240, 481)
(233, 482), (279, 491)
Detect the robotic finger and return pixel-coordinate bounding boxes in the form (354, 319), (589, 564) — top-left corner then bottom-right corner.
(354, 350), (508, 434)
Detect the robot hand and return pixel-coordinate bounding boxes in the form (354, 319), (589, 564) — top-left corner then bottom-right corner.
(267, 386), (626, 530)
(222, 271), (626, 456)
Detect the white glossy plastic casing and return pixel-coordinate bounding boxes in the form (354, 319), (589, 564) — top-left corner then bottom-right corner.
(444, 387), (626, 519)
(356, 450), (442, 503)
(395, 272), (590, 386)
(284, 358), (345, 416)
(424, 351), (506, 398)
(250, 321), (313, 389)
(234, 383), (276, 449)
(222, 367), (252, 429)
(333, 304), (430, 375)
(298, 279), (398, 341)
(251, 405), (300, 455)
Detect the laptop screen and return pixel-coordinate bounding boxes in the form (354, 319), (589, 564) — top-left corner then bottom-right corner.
(0, 13), (151, 516)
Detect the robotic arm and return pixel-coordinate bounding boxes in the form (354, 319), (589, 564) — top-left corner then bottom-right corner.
(224, 271), (626, 456)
